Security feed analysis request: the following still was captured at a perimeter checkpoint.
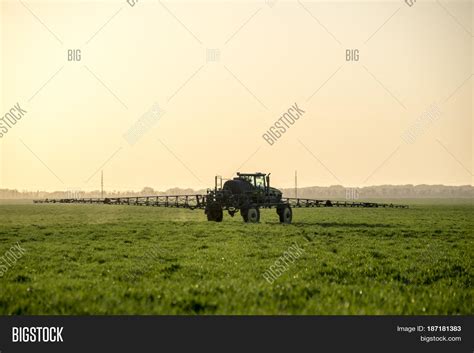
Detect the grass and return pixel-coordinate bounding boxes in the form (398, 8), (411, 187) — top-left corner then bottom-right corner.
(0, 202), (472, 315)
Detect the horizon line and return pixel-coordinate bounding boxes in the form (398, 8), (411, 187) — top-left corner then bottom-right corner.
(1, 183), (473, 194)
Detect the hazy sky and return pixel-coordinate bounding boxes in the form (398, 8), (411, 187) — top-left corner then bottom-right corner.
(1, 0), (472, 192)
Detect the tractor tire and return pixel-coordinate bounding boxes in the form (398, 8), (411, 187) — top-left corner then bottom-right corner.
(206, 210), (215, 221)
(206, 207), (223, 222)
(244, 207), (260, 223)
(240, 208), (249, 222)
(215, 208), (223, 222)
(278, 205), (292, 224)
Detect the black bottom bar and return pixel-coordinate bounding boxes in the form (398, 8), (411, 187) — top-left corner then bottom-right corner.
(0, 316), (471, 353)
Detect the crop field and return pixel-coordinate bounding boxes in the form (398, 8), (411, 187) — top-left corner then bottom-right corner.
(0, 201), (472, 315)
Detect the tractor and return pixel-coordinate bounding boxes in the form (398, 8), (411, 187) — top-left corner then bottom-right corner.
(205, 172), (292, 224)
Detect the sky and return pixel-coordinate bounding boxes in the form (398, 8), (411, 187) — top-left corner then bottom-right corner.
(1, 0), (472, 192)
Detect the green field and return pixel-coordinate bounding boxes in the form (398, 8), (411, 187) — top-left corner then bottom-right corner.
(0, 202), (472, 315)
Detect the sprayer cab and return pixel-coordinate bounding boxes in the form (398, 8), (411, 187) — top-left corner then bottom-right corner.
(236, 172), (269, 190)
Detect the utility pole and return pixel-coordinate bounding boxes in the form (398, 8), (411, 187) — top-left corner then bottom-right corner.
(295, 170), (298, 199)
(101, 171), (104, 199)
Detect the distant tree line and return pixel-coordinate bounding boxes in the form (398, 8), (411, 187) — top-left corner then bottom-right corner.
(0, 184), (472, 199)
(280, 185), (473, 199)
(0, 187), (204, 200)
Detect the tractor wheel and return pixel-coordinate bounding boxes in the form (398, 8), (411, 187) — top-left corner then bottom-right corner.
(245, 207), (260, 223)
(206, 207), (223, 222)
(206, 210), (215, 221)
(278, 205), (292, 224)
(240, 208), (249, 222)
(215, 208), (223, 222)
